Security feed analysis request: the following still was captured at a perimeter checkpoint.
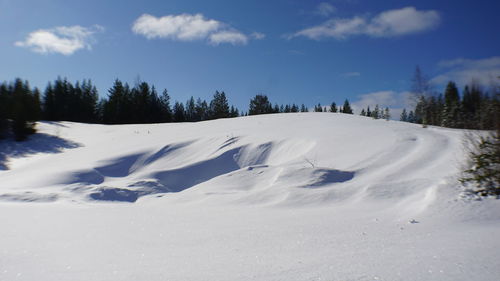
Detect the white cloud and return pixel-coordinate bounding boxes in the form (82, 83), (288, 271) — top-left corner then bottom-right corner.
(291, 6), (440, 40)
(432, 57), (500, 86)
(366, 7), (440, 37)
(132, 13), (258, 46)
(15, 25), (103, 55)
(292, 17), (365, 40)
(315, 3), (336, 17)
(250, 32), (266, 40)
(209, 30), (248, 45)
(351, 90), (413, 118)
(132, 14), (220, 41)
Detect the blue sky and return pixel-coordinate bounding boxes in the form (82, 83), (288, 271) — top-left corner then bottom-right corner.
(1, 0), (499, 114)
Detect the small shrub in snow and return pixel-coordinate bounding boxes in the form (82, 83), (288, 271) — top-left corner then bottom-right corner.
(461, 131), (500, 197)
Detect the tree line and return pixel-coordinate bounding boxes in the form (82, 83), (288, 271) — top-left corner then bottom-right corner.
(0, 77), (358, 141)
(0, 78), (239, 140)
(248, 94), (354, 115)
(401, 67), (499, 130)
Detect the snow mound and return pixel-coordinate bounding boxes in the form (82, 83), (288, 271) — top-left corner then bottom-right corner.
(0, 113), (466, 209)
(1, 114), (500, 281)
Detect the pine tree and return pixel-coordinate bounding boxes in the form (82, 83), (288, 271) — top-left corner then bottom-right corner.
(360, 109), (366, 116)
(209, 91), (230, 119)
(160, 89), (172, 122)
(383, 107), (390, 121)
(330, 102), (337, 113)
(400, 108), (408, 122)
(103, 79), (130, 124)
(195, 98), (208, 121)
(408, 110), (416, 123)
(273, 103), (280, 113)
(11, 79), (37, 141)
(229, 106), (239, 118)
(0, 83), (9, 139)
(173, 101), (185, 122)
(442, 81), (460, 128)
(372, 104), (380, 119)
(185, 96), (196, 122)
(461, 130), (500, 196)
(342, 99), (353, 114)
(249, 94), (272, 115)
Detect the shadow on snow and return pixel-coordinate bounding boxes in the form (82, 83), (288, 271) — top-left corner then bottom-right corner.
(0, 133), (81, 170)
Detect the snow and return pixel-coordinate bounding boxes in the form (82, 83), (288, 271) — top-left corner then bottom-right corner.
(1, 113), (499, 281)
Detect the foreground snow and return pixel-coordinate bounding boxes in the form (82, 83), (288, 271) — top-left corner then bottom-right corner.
(1, 113), (499, 281)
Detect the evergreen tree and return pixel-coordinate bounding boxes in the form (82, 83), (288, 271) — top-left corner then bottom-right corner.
(10, 79), (38, 141)
(185, 96), (196, 122)
(195, 98), (208, 121)
(461, 130), (500, 196)
(173, 101), (185, 122)
(229, 106), (239, 118)
(273, 103), (280, 113)
(43, 82), (56, 121)
(360, 109), (366, 116)
(330, 102), (337, 113)
(314, 103), (323, 112)
(366, 106), (371, 117)
(209, 91), (230, 119)
(383, 107), (390, 120)
(300, 104), (308, 112)
(79, 80), (99, 123)
(442, 81), (460, 128)
(342, 99), (353, 114)
(103, 79), (130, 124)
(408, 110), (416, 123)
(372, 104), (380, 119)
(400, 108), (408, 122)
(160, 89), (173, 122)
(0, 83), (9, 138)
(249, 94), (272, 115)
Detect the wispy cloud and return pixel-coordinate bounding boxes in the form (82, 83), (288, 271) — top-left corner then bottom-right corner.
(351, 90), (413, 118)
(290, 6), (440, 40)
(315, 3), (336, 17)
(432, 56), (500, 86)
(15, 25), (103, 55)
(209, 30), (248, 45)
(250, 32), (266, 40)
(132, 13), (260, 46)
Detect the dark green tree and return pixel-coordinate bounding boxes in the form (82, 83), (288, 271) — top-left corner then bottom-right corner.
(400, 108), (408, 122)
(173, 101), (185, 122)
(442, 81), (460, 128)
(209, 91), (230, 119)
(342, 99), (353, 114)
(330, 102), (337, 113)
(249, 94), (273, 115)
(160, 89), (173, 122)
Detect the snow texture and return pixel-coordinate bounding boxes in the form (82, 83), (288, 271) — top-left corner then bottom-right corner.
(0, 113), (499, 281)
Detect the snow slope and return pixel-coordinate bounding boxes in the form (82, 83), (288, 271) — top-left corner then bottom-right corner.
(1, 113), (499, 281)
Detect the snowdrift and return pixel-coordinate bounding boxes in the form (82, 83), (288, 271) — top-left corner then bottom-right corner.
(1, 113), (499, 281)
(0, 113), (464, 207)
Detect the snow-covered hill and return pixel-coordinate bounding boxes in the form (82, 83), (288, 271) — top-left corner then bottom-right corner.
(1, 113), (499, 281)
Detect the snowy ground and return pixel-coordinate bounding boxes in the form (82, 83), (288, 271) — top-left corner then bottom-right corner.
(1, 113), (499, 281)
